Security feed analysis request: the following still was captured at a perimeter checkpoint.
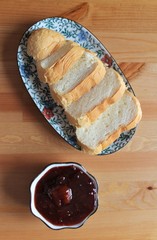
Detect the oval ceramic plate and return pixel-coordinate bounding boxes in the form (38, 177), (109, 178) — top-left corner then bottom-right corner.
(17, 17), (136, 155)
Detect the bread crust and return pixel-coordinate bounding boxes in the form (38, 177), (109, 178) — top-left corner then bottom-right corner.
(77, 91), (142, 155)
(27, 28), (65, 61)
(44, 46), (85, 84)
(36, 40), (73, 83)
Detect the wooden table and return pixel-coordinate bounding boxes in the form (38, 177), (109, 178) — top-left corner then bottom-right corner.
(1, 0), (157, 239)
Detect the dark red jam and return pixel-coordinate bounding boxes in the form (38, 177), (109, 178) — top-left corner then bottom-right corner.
(34, 164), (98, 227)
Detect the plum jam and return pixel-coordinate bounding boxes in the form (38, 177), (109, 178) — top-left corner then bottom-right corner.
(34, 163), (98, 227)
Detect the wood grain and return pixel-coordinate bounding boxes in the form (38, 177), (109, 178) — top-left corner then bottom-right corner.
(119, 62), (145, 80)
(0, 0), (157, 239)
(62, 2), (89, 20)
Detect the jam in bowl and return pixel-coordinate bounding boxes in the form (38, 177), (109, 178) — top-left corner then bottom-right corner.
(30, 162), (98, 230)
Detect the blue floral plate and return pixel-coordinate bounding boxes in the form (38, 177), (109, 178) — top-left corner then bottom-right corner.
(17, 17), (136, 155)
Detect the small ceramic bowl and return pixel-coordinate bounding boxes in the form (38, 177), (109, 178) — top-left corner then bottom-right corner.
(30, 162), (98, 230)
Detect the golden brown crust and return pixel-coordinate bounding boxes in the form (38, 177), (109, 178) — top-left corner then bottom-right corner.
(27, 28), (65, 61)
(44, 46), (85, 84)
(77, 91), (142, 155)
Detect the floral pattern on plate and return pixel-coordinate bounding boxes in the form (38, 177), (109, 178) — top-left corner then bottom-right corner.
(17, 17), (136, 155)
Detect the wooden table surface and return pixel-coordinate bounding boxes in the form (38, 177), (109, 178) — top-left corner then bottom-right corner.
(1, 0), (157, 239)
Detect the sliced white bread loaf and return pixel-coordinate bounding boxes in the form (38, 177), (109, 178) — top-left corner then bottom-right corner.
(76, 90), (142, 155)
(65, 67), (126, 127)
(27, 28), (142, 155)
(49, 51), (106, 108)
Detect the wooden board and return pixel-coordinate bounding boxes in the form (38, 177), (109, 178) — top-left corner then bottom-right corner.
(0, 0), (157, 239)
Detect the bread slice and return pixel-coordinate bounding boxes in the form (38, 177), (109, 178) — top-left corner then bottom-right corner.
(50, 51), (106, 108)
(36, 40), (78, 83)
(44, 45), (85, 84)
(65, 67), (126, 127)
(76, 90), (142, 155)
(27, 28), (65, 61)
(39, 40), (73, 69)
